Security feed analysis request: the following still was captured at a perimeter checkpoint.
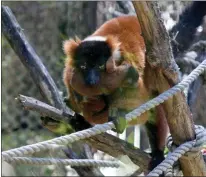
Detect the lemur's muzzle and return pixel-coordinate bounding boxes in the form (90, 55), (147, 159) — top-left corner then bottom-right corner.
(85, 68), (100, 86)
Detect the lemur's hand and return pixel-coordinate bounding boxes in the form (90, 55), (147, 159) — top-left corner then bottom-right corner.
(81, 97), (109, 124)
(108, 108), (127, 134)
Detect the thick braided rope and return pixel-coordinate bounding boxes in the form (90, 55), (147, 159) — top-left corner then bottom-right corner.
(2, 60), (206, 162)
(5, 157), (120, 168)
(147, 125), (206, 176)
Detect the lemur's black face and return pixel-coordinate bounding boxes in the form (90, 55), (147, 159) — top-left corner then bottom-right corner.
(74, 40), (111, 86)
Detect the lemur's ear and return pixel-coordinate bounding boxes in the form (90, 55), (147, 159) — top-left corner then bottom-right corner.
(63, 38), (81, 57)
(106, 35), (121, 61)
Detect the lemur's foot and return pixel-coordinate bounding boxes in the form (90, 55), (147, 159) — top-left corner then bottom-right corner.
(148, 150), (165, 172)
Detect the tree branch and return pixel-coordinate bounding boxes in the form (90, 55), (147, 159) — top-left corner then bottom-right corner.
(17, 94), (150, 172)
(17, 95), (69, 123)
(117, 1), (134, 14)
(86, 133), (149, 172)
(133, 2), (179, 84)
(83, 144), (104, 176)
(1, 5), (74, 117)
(132, 1), (206, 176)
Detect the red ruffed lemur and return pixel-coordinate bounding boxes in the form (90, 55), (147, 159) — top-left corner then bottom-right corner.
(33, 1), (206, 172)
(63, 15), (167, 171)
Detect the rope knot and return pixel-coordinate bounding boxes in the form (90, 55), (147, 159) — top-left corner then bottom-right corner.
(167, 125), (206, 153)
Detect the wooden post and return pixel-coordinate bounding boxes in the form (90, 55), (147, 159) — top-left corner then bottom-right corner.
(132, 1), (206, 176)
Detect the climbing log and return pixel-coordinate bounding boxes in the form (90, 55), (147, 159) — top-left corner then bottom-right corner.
(133, 1), (206, 176)
(17, 94), (150, 171)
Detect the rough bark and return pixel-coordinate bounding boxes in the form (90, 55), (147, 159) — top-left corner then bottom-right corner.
(1, 6), (74, 117)
(17, 94), (150, 172)
(86, 133), (149, 171)
(133, 1), (206, 176)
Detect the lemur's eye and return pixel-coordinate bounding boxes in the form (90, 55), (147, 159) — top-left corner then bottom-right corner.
(99, 64), (105, 70)
(80, 62), (87, 70)
(80, 65), (86, 69)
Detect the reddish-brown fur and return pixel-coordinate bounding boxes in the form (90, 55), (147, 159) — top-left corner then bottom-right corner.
(92, 16), (146, 74)
(63, 16), (148, 123)
(63, 16), (168, 150)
